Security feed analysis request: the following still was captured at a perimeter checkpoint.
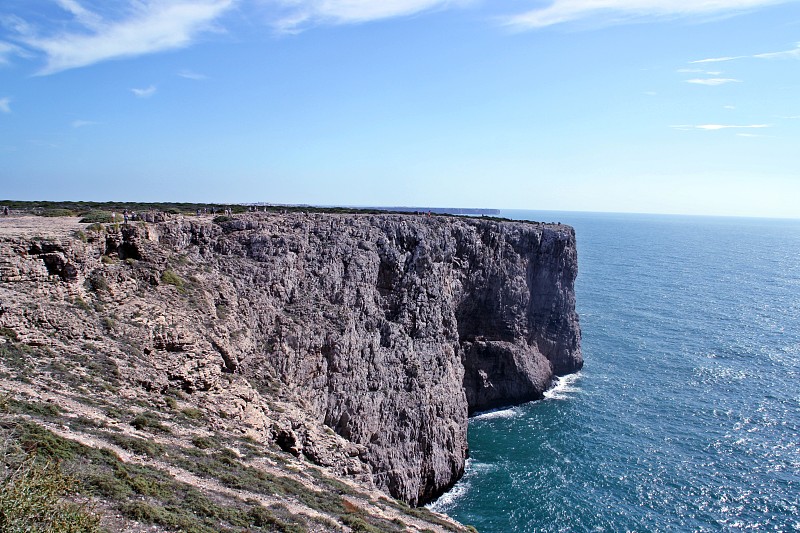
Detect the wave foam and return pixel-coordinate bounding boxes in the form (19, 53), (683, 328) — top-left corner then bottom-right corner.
(426, 459), (476, 512)
(544, 372), (583, 400)
(472, 406), (521, 420)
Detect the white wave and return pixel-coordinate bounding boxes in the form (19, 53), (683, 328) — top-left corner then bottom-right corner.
(472, 406), (521, 420)
(427, 477), (471, 512)
(426, 458), (476, 512)
(544, 372), (582, 400)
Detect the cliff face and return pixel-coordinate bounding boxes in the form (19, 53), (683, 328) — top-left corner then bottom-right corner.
(0, 213), (581, 507)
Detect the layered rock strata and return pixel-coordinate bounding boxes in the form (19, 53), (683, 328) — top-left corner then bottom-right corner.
(0, 213), (581, 506)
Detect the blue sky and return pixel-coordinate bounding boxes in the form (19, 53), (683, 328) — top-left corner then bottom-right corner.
(2, 1), (800, 218)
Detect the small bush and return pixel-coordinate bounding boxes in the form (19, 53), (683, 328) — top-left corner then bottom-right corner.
(181, 407), (203, 419)
(74, 229), (88, 242)
(341, 514), (383, 533)
(8, 399), (62, 418)
(100, 316), (115, 332)
(130, 412), (171, 434)
(108, 434), (165, 457)
(38, 208), (75, 217)
(160, 269), (184, 291)
(0, 456), (101, 532)
(79, 211), (113, 224)
(86, 223), (105, 234)
(73, 297), (92, 312)
(213, 216), (231, 224)
(191, 436), (217, 449)
(85, 273), (109, 292)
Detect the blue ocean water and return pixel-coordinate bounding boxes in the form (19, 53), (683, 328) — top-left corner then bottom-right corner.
(431, 211), (800, 532)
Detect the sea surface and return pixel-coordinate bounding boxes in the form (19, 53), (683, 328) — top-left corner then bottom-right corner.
(431, 211), (800, 532)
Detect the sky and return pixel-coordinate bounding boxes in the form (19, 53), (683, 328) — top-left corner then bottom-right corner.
(1, 0), (800, 218)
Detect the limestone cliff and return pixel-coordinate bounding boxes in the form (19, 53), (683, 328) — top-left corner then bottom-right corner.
(0, 212), (581, 512)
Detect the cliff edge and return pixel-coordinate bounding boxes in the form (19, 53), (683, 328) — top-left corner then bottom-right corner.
(0, 212), (581, 518)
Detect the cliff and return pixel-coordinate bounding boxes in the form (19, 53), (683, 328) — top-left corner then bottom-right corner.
(0, 212), (580, 529)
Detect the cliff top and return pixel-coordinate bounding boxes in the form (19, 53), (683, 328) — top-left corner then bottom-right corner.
(0, 209), (573, 241)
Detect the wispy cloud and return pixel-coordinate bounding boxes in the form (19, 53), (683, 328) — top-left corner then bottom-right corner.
(131, 85), (157, 98)
(0, 41), (21, 65)
(71, 119), (98, 128)
(671, 123), (770, 131)
(270, 0), (458, 33)
(7, 1), (234, 75)
(692, 42), (800, 63)
(753, 42), (800, 59)
(686, 77), (741, 85)
(505, 0), (793, 29)
(178, 69), (207, 80)
(691, 55), (740, 64)
(0, 97), (10, 113)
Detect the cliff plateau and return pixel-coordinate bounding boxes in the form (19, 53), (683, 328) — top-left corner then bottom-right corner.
(0, 212), (581, 529)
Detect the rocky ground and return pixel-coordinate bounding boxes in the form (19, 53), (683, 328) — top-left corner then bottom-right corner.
(0, 211), (581, 532)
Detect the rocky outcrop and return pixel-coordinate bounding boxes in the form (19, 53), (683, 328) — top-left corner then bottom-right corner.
(0, 213), (581, 507)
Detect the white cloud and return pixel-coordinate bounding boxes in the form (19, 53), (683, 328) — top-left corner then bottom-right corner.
(178, 69), (207, 80)
(270, 0), (459, 32)
(671, 123), (769, 131)
(54, 0), (104, 30)
(131, 85), (157, 98)
(72, 119), (98, 128)
(753, 42), (800, 59)
(0, 42), (20, 65)
(686, 77), (741, 85)
(9, 1), (234, 75)
(505, 0), (793, 29)
(0, 97), (10, 113)
(691, 55), (741, 64)
(692, 42), (800, 63)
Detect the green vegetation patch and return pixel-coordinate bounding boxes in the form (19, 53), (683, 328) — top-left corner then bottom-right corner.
(160, 269), (185, 291)
(79, 211), (114, 224)
(1, 419), (311, 532)
(107, 433), (165, 457)
(0, 455), (101, 532)
(37, 208), (77, 217)
(130, 411), (171, 434)
(6, 398), (63, 418)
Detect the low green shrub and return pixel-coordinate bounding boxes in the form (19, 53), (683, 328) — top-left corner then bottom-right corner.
(181, 407), (203, 419)
(130, 412), (171, 434)
(38, 208), (75, 217)
(160, 269), (184, 291)
(79, 211), (113, 224)
(0, 456), (101, 532)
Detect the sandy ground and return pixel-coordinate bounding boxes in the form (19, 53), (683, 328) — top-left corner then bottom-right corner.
(0, 215), (89, 239)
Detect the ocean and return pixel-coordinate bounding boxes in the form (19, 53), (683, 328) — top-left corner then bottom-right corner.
(430, 211), (800, 532)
